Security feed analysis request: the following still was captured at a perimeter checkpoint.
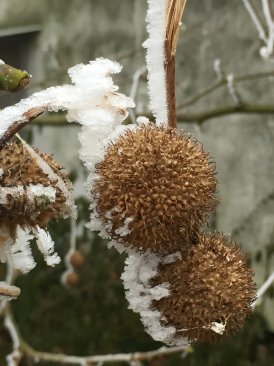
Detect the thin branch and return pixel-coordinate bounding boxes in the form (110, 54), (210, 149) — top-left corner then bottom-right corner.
(165, 0), (187, 128)
(252, 271), (274, 309)
(20, 343), (190, 365)
(177, 103), (274, 123)
(129, 65), (147, 124)
(0, 106), (47, 150)
(28, 102), (274, 126)
(177, 70), (274, 110)
(242, 0), (268, 43)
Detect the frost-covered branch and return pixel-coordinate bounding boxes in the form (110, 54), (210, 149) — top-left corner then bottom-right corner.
(242, 0), (274, 58)
(129, 65), (147, 124)
(0, 106), (46, 150)
(252, 271), (274, 309)
(3, 311), (190, 365)
(242, 0), (268, 43)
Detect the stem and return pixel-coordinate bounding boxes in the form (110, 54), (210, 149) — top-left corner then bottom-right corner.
(0, 106), (46, 150)
(165, 42), (177, 128)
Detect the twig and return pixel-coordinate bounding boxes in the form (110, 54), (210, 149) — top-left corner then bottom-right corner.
(21, 344), (190, 365)
(177, 69), (274, 109)
(129, 65), (147, 124)
(226, 74), (244, 104)
(176, 103), (274, 123)
(165, 0), (187, 128)
(0, 106), (47, 150)
(252, 271), (274, 308)
(242, 0), (268, 43)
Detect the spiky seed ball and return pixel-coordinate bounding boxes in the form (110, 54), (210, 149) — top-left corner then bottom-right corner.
(69, 250), (85, 268)
(0, 141), (72, 227)
(93, 124), (218, 254)
(150, 233), (256, 344)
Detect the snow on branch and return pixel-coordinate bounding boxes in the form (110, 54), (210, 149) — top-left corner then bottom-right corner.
(144, 0), (168, 125)
(0, 58), (134, 150)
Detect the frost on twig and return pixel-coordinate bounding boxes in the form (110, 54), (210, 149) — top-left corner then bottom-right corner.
(0, 282), (20, 301)
(242, 0), (274, 58)
(143, 0), (168, 125)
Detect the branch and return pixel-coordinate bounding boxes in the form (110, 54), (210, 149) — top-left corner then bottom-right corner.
(0, 62), (31, 92)
(20, 343), (190, 365)
(165, 0), (187, 128)
(177, 70), (274, 109)
(177, 103), (274, 123)
(252, 271), (274, 309)
(0, 106), (47, 150)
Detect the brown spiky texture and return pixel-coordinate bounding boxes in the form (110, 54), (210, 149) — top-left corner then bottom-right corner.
(0, 141), (71, 228)
(93, 124), (218, 254)
(150, 233), (256, 344)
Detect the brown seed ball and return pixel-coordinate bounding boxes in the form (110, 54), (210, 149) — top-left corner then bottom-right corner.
(62, 270), (80, 287)
(0, 141), (72, 228)
(69, 250), (85, 268)
(151, 233), (256, 344)
(93, 124), (218, 254)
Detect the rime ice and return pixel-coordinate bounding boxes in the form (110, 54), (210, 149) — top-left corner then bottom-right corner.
(144, 0), (168, 125)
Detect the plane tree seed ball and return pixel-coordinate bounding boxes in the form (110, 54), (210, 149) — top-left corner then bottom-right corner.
(150, 233), (256, 343)
(0, 142), (72, 228)
(93, 124), (218, 254)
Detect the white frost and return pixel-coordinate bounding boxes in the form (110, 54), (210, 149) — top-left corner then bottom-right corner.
(19, 137), (77, 219)
(34, 226), (61, 266)
(121, 253), (188, 346)
(10, 226), (36, 274)
(144, 0), (168, 125)
(27, 184), (56, 203)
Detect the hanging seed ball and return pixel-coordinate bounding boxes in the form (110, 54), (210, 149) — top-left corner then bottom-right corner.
(150, 233), (256, 344)
(61, 270), (80, 287)
(93, 123), (218, 254)
(69, 250), (85, 268)
(0, 141), (72, 228)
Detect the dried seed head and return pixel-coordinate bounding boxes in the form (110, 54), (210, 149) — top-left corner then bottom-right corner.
(0, 141), (72, 227)
(61, 270), (80, 287)
(69, 250), (85, 268)
(151, 233), (256, 344)
(93, 124), (218, 254)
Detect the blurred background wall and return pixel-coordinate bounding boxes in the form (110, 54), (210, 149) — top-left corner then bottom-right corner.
(1, 1), (274, 365)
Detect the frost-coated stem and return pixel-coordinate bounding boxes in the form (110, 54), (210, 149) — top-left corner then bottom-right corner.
(242, 0), (268, 43)
(145, 0), (168, 125)
(129, 65), (147, 124)
(252, 271), (274, 309)
(0, 106), (46, 150)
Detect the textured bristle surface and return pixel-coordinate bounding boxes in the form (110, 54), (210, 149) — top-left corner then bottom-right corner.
(94, 124), (218, 254)
(0, 142), (70, 227)
(151, 233), (256, 343)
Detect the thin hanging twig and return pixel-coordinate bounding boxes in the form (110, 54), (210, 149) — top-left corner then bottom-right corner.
(165, 0), (187, 128)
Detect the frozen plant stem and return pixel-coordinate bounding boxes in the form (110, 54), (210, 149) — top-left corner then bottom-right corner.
(165, 0), (186, 129)
(252, 271), (274, 309)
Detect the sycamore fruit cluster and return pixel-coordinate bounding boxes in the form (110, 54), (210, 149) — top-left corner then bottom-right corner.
(92, 122), (256, 344)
